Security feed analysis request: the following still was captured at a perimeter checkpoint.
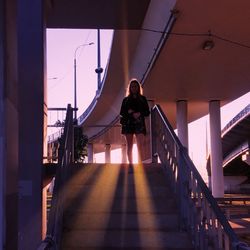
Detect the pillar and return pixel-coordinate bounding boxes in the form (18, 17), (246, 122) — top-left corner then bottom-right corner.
(105, 144), (111, 163)
(176, 100), (189, 149)
(209, 100), (224, 197)
(121, 144), (127, 163)
(0, 0), (19, 249)
(87, 143), (94, 163)
(17, 0), (45, 248)
(0, 7), (4, 242)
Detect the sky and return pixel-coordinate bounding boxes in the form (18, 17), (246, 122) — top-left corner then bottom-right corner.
(46, 29), (250, 181)
(47, 29), (113, 116)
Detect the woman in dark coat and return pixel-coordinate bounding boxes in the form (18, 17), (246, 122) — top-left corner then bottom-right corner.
(120, 79), (150, 163)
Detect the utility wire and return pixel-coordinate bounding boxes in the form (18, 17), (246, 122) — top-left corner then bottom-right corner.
(77, 29), (93, 59)
(49, 29), (94, 93)
(212, 34), (250, 49)
(141, 28), (250, 49)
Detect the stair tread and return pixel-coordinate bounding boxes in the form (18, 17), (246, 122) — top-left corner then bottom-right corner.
(62, 230), (193, 249)
(63, 213), (179, 230)
(62, 247), (194, 250)
(64, 199), (177, 213)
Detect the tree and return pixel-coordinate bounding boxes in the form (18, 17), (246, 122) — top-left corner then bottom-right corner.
(74, 126), (88, 163)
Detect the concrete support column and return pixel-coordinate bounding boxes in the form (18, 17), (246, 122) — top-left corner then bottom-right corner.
(17, 1), (45, 248)
(1, 0), (19, 249)
(105, 144), (111, 163)
(0, 13), (4, 244)
(209, 100), (224, 198)
(87, 143), (94, 163)
(176, 100), (189, 149)
(121, 144), (127, 163)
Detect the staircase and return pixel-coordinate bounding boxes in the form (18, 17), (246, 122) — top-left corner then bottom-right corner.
(60, 163), (194, 250)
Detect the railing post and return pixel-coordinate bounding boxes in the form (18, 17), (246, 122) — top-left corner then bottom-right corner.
(151, 107), (158, 163)
(177, 147), (189, 231)
(71, 113), (76, 163)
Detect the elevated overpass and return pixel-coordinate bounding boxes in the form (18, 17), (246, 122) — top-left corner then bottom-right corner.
(222, 104), (250, 168)
(205, 104), (250, 193)
(47, 0), (250, 154)
(205, 103), (250, 174)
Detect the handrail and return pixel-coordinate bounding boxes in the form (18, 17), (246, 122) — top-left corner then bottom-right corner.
(151, 104), (250, 250)
(38, 104), (74, 250)
(47, 107), (77, 143)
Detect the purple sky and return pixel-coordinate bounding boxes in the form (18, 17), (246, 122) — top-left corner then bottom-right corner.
(46, 29), (113, 115)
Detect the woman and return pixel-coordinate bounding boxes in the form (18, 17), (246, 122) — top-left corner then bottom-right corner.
(120, 78), (150, 163)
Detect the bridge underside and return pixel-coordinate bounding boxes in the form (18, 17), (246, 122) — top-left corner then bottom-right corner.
(222, 113), (250, 159)
(224, 157), (250, 176)
(46, 1), (250, 153)
(46, 0), (151, 29)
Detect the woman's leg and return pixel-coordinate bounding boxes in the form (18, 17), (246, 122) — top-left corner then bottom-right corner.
(135, 133), (145, 163)
(125, 134), (134, 163)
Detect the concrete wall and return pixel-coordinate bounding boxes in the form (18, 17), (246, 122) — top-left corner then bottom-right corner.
(0, 0), (46, 249)
(0, 1), (5, 247)
(224, 176), (248, 193)
(0, 0), (19, 249)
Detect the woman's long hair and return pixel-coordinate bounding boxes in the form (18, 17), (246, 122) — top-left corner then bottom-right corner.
(126, 78), (143, 96)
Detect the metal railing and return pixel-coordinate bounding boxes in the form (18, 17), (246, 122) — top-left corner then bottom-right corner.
(38, 104), (74, 250)
(47, 108), (67, 143)
(151, 104), (250, 250)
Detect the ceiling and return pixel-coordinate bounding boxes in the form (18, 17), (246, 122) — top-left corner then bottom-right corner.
(143, 0), (250, 123)
(46, 0), (151, 29)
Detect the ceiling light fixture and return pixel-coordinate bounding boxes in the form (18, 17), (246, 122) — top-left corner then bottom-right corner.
(202, 40), (214, 50)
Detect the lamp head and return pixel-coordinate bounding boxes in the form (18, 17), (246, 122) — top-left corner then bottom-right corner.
(202, 40), (214, 50)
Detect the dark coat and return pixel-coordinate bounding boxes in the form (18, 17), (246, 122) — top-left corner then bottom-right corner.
(119, 95), (150, 135)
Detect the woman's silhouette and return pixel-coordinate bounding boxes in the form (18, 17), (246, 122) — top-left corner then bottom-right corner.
(120, 79), (150, 163)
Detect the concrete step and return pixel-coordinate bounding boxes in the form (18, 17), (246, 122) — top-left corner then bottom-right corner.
(67, 164), (172, 185)
(61, 230), (194, 249)
(60, 163), (194, 250)
(62, 248), (194, 250)
(66, 185), (173, 199)
(64, 196), (177, 214)
(63, 212), (179, 231)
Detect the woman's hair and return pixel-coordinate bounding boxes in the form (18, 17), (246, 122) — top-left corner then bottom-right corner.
(126, 78), (143, 96)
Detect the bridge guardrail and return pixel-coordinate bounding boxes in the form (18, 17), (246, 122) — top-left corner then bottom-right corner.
(222, 104), (250, 136)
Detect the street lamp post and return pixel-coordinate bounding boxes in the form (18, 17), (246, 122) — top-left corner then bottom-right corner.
(74, 42), (94, 120)
(95, 29), (103, 92)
